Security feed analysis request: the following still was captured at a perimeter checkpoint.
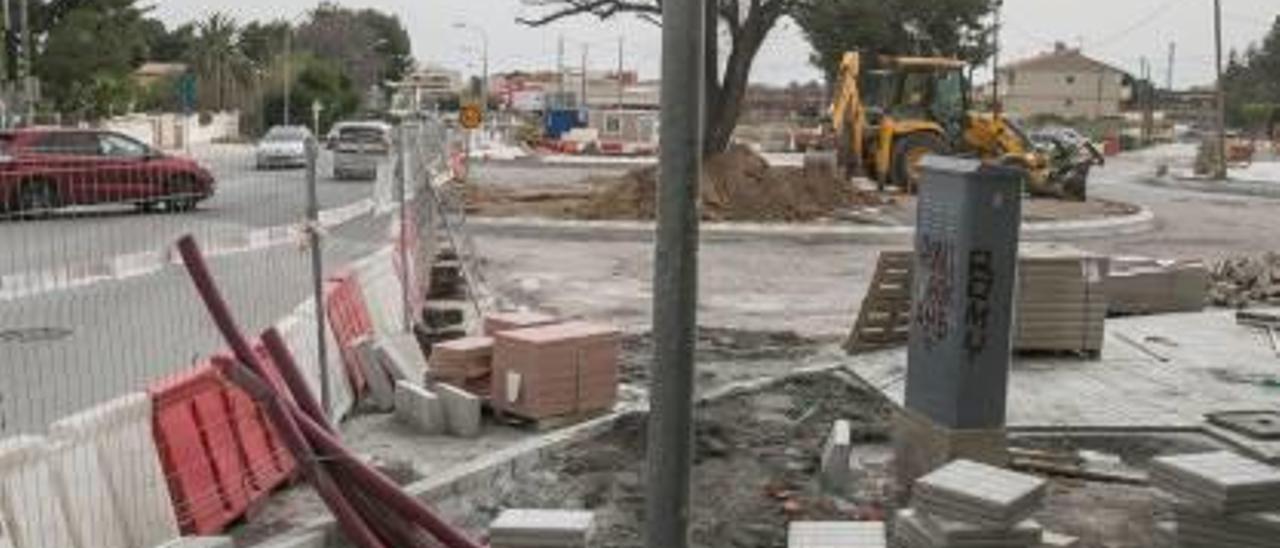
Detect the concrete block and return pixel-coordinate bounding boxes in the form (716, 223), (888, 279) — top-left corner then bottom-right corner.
(820, 420), (854, 494)
(895, 508), (1042, 547)
(892, 407), (1009, 495)
(489, 509), (593, 548)
(156, 537), (235, 548)
(395, 381), (446, 435)
(383, 332), (429, 382)
(787, 521), (885, 548)
(438, 383), (482, 438)
(354, 337), (396, 412)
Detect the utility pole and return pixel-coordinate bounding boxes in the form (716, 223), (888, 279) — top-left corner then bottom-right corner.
(1167, 42), (1176, 91)
(645, 0), (703, 547)
(1213, 0), (1228, 180)
(580, 44), (589, 111)
(1141, 57), (1154, 146)
(284, 29), (293, 126)
(556, 35), (565, 109)
(19, 0), (29, 123)
(616, 36), (624, 109)
(992, 0), (1004, 116)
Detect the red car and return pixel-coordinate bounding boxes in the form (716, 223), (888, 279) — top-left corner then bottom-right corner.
(0, 128), (216, 215)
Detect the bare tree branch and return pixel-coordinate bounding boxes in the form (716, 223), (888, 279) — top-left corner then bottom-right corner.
(517, 0), (662, 26)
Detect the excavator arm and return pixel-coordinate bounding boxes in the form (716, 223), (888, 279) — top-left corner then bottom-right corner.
(830, 53), (866, 177)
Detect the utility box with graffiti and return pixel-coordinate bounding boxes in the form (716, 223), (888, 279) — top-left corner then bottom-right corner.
(905, 157), (1024, 431)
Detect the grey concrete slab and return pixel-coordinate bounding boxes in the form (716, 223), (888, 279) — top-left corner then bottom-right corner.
(821, 420), (854, 493)
(438, 383), (482, 438)
(787, 521), (886, 548)
(156, 537), (234, 548)
(489, 509), (593, 547)
(394, 381), (445, 435)
(1151, 451), (1280, 512)
(913, 460), (1046, 528)
(895, 509), (1040, 547)
(847, 310), (1280, 462)
(355, 337), (396, 412)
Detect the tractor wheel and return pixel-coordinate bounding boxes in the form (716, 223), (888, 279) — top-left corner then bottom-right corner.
(891, 132), (950, 194)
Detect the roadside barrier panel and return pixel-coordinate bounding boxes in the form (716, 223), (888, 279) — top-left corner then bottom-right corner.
(325, 271), (375, 398)
(149, 364), (252, 535)
(275, 305), (356, 421)
(0, 436), (76, 548)
(357, 247), (409, 339)
(46, 437), (129, 548)
(218, 350), (297, 499)
(48, 392), (180, 548)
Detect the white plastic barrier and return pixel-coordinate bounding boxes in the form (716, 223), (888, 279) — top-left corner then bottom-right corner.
(0, 436), (75, 548)
(48, 393), (179, 548)
(355, 247), (408, 339)
(277, 303), (356, 421)
(46, 439), (128, 548)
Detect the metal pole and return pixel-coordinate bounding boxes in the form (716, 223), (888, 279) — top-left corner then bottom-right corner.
(644, 0), (703, 545)
(1213, 0), (1228, 180)
(284, 30), (292, 126)
(992, 0), (1003, 115)
(580, 44), (589, 110)
(397, 125), (413, 334)
(617, 36), (625, 109)
(305, 137), (331, 415)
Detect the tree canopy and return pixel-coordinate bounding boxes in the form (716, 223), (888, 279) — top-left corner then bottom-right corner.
(1223, 16), (1280, 132)
(795, 0), (998, 82)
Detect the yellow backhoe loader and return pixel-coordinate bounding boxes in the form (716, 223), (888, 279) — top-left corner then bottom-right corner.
(829, 52), (1103, 200)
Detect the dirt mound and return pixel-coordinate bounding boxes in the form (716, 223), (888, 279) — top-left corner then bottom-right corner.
(578, 146), (880, 222)
(1210, 253), (1280, 308)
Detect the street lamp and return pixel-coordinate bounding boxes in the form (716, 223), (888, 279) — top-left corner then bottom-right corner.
(453, 22), (489, 114)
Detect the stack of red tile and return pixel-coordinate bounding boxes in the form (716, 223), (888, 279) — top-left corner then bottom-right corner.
(491, 321), (620, 420)
(428, 336), (494, 396)
(484, 311), (559, 335)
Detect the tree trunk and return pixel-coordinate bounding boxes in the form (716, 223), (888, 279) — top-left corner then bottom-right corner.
(703, 0), (720, 156)
(704, 21), (766, 156)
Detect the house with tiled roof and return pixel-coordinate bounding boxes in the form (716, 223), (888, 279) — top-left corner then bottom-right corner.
(996, 43), (1133, 120)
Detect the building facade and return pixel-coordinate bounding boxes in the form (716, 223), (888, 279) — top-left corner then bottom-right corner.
(997, 44), (1131, 120)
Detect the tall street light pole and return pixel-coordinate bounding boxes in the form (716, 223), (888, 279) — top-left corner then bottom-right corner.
(1213, 0), (1227, 180)
(645, 0), (704, 546)
(453, 22), (489, 116)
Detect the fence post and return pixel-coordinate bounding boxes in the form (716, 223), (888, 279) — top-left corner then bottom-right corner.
(397, 124), (413, 334)
(305, 136), (331, 415)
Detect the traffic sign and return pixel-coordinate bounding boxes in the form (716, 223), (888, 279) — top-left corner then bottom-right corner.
(460, 103), (483, 130)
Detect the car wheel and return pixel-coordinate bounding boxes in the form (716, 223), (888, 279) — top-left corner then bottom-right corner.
(16, 180), (59, 219)
(165, 175), (200, 212)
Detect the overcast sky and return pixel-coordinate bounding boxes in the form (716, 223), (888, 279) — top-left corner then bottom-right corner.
(149, 0), (1279, 89)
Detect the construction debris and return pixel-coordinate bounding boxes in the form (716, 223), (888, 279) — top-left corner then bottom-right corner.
(1151, 452), (1280, 547)
(820, 420), (855, 494)
(1210, 253), (1280, 308)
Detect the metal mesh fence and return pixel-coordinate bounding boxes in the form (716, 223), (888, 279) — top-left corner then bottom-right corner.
(0, 114), (450, 544)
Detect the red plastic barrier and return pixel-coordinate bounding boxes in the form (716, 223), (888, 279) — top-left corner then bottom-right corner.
(325, 271), (374, 397)
(150, 354), (297, 535)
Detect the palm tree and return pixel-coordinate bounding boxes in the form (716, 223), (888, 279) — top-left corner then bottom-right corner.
(190, 13), (254, 111)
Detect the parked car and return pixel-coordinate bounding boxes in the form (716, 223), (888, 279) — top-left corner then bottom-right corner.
(0, 128), (216, 215)
(331, 121), (392, 181)
(255, 125), (313, 170)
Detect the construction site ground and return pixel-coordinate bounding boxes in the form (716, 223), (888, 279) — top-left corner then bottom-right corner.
(242, 145), (1280, 546)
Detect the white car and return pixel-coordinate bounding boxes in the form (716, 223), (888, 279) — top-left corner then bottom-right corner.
(255, 126), (313, 170)
(331, 121), (393, 181)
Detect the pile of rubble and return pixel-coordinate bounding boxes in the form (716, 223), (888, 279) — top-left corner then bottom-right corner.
(1209, 253), (1280, 308)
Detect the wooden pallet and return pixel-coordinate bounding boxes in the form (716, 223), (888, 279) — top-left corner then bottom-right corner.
(844, 251), (913, 354)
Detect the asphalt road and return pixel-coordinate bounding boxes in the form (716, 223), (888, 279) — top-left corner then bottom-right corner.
(0, 144), (387, 275)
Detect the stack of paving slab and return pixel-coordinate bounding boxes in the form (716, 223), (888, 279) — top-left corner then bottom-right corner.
(1015, 244), (1109, 354)
(788, 521), (886, 548)
(429, 336), (495, 397)
(893, 459), (1047, 548)
(1104, 257), (1209, 315)
(1150, 451), (1280, 547)
(488, 509), (593, 548)
(491, 321), (620, 421)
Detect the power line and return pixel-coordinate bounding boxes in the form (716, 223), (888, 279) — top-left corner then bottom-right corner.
(1088, 0), (1189, 49)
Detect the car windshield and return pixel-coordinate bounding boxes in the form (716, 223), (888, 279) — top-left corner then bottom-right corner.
(263, 128), (308, 143)
(338, 127), (386, 144)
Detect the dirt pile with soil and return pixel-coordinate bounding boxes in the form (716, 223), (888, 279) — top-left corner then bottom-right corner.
(577, 146), (882, 222)
(1209, 252), (1280, 308)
